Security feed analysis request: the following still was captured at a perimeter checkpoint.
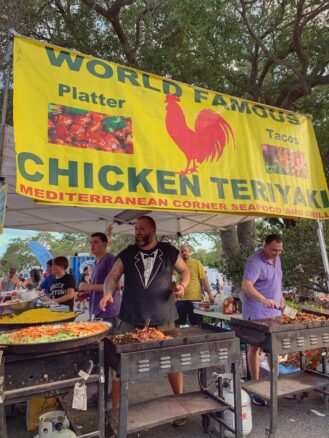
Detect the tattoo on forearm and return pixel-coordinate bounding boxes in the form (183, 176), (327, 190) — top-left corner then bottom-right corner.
(104, 259), (123, 295)
(105, 276), (117, 295)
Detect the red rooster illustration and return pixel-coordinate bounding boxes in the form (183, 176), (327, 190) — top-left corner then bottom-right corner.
(165, 94), (235, 174)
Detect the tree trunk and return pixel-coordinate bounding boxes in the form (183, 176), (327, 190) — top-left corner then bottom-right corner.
(237, 220), (256, 250)
(220, 227), (240, 258)
(220, 226), (241, 297)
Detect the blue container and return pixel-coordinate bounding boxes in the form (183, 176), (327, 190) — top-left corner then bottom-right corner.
(69, 256), (95, 287)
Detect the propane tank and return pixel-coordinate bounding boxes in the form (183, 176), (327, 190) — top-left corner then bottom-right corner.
(214, 373), (252, 437)
(34, 411), (77, 438)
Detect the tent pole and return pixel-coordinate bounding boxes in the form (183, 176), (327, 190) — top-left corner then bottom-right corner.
(0, 30), (15, 176)
(316, 220), (329, 293)
(177, 217), (182, 247)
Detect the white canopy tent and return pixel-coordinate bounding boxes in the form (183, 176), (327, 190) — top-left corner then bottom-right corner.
(1, 126), (253, 235)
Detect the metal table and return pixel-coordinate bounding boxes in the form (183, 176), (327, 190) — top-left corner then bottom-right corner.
(194, 309), (243, 323)
(0, 341), (106, 438)
(230, 312), (329, 438)
(106, 325), (243, 437)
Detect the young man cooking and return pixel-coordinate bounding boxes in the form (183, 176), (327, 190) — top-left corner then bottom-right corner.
(100, 216), (190, 411)
(79, 232), (120, 407)
(241, 234), (284, 405)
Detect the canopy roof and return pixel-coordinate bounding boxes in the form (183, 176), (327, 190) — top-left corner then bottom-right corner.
(1, 126), (253, 235)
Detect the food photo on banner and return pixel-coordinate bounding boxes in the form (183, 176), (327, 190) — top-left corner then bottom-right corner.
(13, 36), (329, 218)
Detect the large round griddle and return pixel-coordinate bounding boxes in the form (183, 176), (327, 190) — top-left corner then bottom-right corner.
(0, 297), (38, 316)
(0, 323), (110, 354)
(0, 312), (77, 330)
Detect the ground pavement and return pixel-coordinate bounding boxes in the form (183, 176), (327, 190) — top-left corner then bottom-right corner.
(7, 368), (329, 438)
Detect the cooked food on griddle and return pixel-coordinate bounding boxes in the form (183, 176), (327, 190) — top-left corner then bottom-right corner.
(111, 327), (173, 344)
(0, 308), (76, 324)
(280, 312), (328, 324)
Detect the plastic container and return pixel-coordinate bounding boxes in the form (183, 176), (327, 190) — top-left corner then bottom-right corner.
(214, 293), (225, 312)
(222, 296), (235, 314)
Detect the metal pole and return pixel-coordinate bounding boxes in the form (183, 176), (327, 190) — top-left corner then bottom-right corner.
(177, 217), (182, 247)
(316, 220), (329, 293)
(0, 30), (15, 176)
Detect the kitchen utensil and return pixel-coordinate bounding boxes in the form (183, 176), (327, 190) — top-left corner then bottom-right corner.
(281, 304), (298, 319)
(274, 303), (297, 319)
(144, 319), (151, 330)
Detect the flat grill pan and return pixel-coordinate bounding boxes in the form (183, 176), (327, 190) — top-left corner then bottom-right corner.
(0, 312), (77, 330)
(0, 323), (110, 354)
(107, 325), (235, 353)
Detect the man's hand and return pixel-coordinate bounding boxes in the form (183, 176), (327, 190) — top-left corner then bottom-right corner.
(40, 295), (55, 303)
(173, 284), (185, 300)
(78, 282), (91, 292)
(99, 294), (114, 311)
(208, 295), (215, 304)
(261, 298), (277, 308)
(77, 292), (89, 302)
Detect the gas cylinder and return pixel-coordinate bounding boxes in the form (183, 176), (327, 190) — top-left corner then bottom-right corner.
(214, 374), (252, 437)
(34, 411), (77, 438)
(35, 431), (77, 438)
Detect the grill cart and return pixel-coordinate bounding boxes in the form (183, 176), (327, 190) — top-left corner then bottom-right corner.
(231, 311), (329, 438)
(106, 325), (243, 438)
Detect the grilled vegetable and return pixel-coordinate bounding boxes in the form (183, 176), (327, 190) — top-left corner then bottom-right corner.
(0, 322), (107, 344)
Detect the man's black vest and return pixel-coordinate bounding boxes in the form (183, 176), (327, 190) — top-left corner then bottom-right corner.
(118, 242), (179, 326)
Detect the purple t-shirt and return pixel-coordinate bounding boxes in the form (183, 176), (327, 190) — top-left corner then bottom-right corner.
(242, 249), (282, 320)
(89, 253), (121, 319)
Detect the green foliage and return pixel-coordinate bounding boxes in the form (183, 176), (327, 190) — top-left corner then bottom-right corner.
(0, 231), (89, 274)
(110, 234), (135, 256)
(0, 238), (38, 274)
(192, 248), (220, 268)
(280, 221), (329, 295)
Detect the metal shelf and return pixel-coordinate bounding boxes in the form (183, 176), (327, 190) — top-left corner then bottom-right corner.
(108, 391), (230, 435)
(242, 370), (329, 400)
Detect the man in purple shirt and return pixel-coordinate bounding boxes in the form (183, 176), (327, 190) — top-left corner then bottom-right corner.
(78, 232), (121, 329)
(79, 232), (121, 408)
(242, 234), (284, 403)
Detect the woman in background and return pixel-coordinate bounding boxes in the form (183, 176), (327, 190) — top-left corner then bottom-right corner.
(23, 268), (41, 290)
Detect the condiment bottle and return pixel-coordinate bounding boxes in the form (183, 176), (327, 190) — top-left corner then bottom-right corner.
(222, 296), (234, 314)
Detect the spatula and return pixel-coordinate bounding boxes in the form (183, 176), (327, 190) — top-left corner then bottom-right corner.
(143, 318), (151, 330)
(275, 303), (297, 319)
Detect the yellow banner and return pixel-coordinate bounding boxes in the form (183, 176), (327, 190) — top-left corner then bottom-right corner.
(14, 36), (329, 219)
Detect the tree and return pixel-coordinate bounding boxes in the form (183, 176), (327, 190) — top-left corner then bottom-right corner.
(1, 0), (328, 283)
(0, 237), (38, 274)
(0, 232), (90, 274)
